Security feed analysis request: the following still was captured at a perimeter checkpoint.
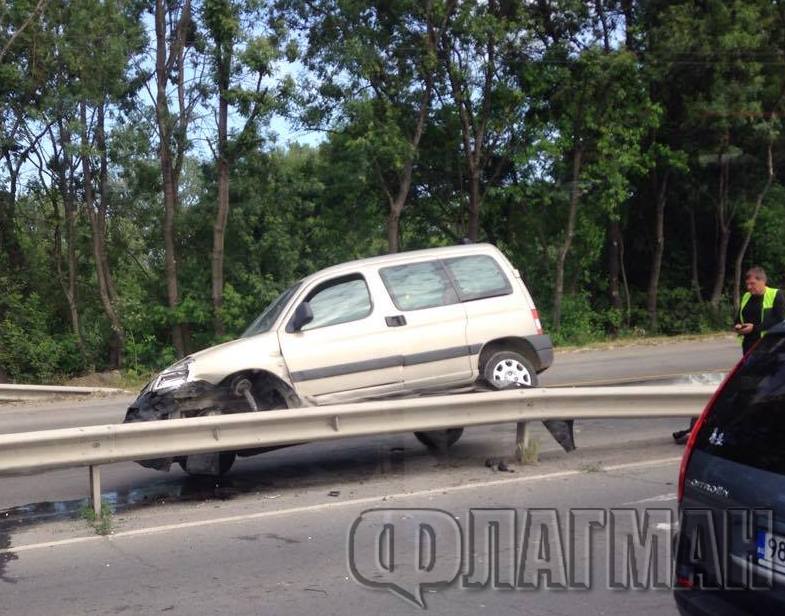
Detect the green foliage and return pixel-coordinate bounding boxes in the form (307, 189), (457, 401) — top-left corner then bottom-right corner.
(79, 501), (114, 536)
(654, 288), (730, 336)
(0, 280), (87, 383)
(545, 293), (606, 347)
(5, 0), (785, 384)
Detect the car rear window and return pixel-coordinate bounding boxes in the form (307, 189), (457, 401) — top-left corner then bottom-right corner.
(379, 261), (459, 311)
(694, 334), (785, 474)
(443, 255), (512, 300)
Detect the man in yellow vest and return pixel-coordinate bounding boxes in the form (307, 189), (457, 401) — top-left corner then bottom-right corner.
(735, 266), (785, 354)
(675, 266), (784, 444)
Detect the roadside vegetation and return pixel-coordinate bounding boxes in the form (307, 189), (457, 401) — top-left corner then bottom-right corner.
(1, 1), (782, 383)
(79, 502), (114, 536)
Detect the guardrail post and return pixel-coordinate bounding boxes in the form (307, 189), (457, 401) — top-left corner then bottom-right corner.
(89, 465), (102, 516)
(515, 421), (530, 463)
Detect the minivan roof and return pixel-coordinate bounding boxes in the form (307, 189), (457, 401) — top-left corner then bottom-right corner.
(301, 243), (508, 284)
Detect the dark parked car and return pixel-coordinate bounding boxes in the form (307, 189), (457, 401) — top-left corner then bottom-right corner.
(675, 322), (785, 615)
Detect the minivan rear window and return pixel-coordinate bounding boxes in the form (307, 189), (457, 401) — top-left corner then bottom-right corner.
(444, 255), (512, 301)
(694, 334), (785, 474)
(380, 261), (459, 311)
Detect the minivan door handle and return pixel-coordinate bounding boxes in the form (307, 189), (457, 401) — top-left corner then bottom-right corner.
(385, 315), (407, 327)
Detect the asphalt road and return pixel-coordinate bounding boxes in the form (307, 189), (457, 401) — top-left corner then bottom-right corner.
(2, 455), (684, 615)
(0, 335), (742, 615)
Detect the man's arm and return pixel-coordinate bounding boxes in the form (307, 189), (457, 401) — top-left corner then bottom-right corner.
(761, 289), (785, 331)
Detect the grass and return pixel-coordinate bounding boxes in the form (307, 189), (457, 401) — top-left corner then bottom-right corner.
(79, 501), (114, 535)
(579, 462), (604, 473)
(519, 437), (540, 465)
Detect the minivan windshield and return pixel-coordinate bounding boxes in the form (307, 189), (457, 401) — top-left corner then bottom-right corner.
(242, 283), (301, 337)
(695, 334), (785, 474)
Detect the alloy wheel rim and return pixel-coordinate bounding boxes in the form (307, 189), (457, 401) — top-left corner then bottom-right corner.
(492, 358), (531, 386)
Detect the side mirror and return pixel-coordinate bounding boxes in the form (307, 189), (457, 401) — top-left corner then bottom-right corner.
(288, 302), (314, 333)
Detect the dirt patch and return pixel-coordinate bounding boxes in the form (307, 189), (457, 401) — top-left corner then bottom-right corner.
(63, 370), (150, 390)
(64, 371), (124, 388)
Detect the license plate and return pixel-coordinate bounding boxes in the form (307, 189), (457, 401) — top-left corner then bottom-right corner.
(757, 530), (785, 573)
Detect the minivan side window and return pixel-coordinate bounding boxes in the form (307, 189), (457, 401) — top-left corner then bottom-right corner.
(694, 334), (785, 474)
(380, 261), (459, 311)
(444, 255), (512, 301)
(300, 274), (372, 331)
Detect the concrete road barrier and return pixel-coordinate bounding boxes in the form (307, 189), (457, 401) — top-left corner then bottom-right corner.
(0, 384), (128, 402)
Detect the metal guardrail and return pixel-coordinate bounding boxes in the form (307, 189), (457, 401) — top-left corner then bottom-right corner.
(0, 384), (128, 402)
(0, 385), (715, 514)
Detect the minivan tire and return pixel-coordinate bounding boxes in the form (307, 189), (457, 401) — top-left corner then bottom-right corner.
(178, 452), (236, 476)
(414, 428), (464, 450)
(483, 351), (537, 389)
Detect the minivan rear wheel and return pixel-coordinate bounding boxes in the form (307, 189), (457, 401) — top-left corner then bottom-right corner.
(483, 351), (537, 389)
(414, 428), (464, 450)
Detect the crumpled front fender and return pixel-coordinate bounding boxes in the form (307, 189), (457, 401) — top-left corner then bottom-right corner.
(123, 380), (236, 471)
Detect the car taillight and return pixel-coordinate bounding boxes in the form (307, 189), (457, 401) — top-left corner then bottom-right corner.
(677, 352), (747, 503)
(531, 309), (543, 335)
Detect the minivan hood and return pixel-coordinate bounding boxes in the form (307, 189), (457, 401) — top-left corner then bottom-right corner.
(187, 332), (286, 385)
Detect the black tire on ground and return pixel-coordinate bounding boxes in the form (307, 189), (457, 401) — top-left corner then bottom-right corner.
(414, 428), (464, 449)
(178, 452), (236, 476)
(482, 350), (538, 389)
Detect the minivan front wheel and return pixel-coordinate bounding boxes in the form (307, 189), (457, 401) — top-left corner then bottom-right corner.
(483, 351), (537, 389)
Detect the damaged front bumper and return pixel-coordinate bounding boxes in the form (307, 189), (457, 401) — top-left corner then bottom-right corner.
(123, 380), (240, 472)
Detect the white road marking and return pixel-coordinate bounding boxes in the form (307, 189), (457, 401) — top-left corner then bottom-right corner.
(0, 456), (681, 555)
(622, 493), (677, 505)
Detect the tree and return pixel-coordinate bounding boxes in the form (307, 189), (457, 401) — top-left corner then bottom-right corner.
(437, 0), (528, 241)
(152, 0), (201, 357)
(58, 0), (145, 367)
(283, 0), (445, 252)
(539, 48), (656, 332)
(654, 0), (770, 311)
(203, 0), (291, 335)
(0, 0), (53, 278)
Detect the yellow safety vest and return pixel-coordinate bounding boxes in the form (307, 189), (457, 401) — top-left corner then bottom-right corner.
(739, 286), (779, 341)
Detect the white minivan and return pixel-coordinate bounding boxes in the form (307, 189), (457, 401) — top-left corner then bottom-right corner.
(125, 243), (554, 474)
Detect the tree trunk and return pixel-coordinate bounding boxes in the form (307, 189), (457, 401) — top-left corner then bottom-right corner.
(709, 149), (731, 309)
(619, 230), (631, 327)
(467, 168), (481, 241)
(688, 207), (702, 303)
(385, 81), (432, 253)
(96, 102), (124, 366)
(552, 146), (583, 333)
(608, 219), (622, 331)
(646, 170), (668, 332)
(154, 0), (190, 357)
(0, 171), (25, 275)
(81, 100), (124, 369)
(53, 121), (86, 360)
(387, 207), (401, 253)
(211, 48), (231, 336)
(440, 4), (494, 244)
(732, 141), (774, 312)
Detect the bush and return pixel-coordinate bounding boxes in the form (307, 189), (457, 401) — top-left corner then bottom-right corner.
(654, 287), (727, 335)
(545, 292), (607, 346)
(0, 285), (87, 383)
